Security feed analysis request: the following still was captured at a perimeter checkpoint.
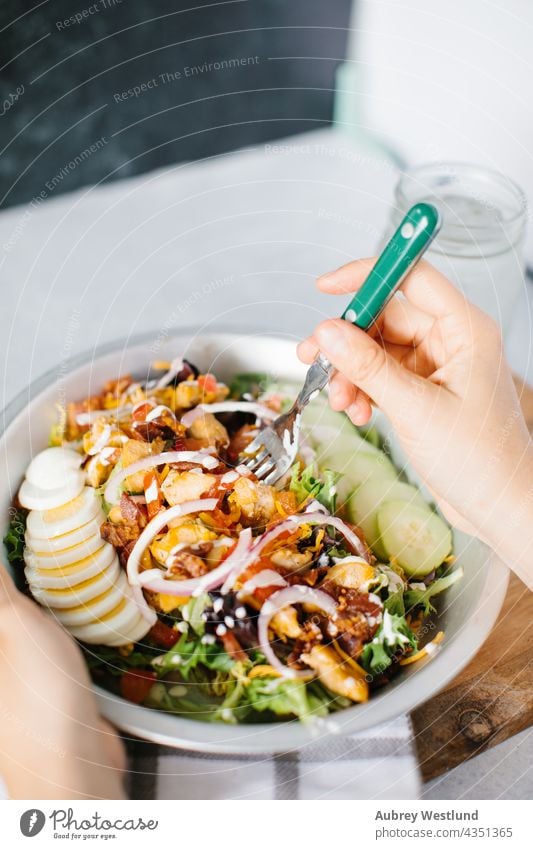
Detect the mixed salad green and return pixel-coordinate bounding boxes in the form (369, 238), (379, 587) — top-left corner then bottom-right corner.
(4, 367), (462, 725)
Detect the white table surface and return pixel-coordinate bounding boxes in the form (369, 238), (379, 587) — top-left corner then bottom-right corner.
(0, 126), (531, 798)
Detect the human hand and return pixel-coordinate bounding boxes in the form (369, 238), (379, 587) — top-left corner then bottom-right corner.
(0, 564), (126, 799)
(298, 259), (533, 586)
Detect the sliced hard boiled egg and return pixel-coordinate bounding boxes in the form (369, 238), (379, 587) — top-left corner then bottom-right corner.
(25, 447), (83, 490)
(26, 487), (103, 539)
(19, 471), (86, 511)
(25, 543), (115, 588)
(23, 531), (104, 570)
(53, 571), (131, 627)
(67, 593), (143, 645)
(121, 614), (154, 645)
(25, 517), (104, 554)
(29, 558), (121, 608)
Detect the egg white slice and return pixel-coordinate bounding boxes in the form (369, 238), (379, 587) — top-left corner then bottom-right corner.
(29, 557), (121, 608)
(25, 447), (83, 490)
(19, 472), (86, 511)
(25, 542), (115, 589)
(53, 571), (131, 627)
(27, 487), (102, 538)
(25, 517), (104, 554)
(24, 531), (104, 570)
(68, 594), (142, 645)
(119, 613), (154, 645)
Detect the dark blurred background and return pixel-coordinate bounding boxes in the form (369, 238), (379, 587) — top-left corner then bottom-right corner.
(0, 0), (352, 209)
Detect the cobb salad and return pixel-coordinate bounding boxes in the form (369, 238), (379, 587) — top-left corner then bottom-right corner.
(4, 357), (462, 724)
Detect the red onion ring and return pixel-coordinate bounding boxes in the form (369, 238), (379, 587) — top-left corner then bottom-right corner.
(258, 586), (338, 678)
(104, 450), (219, 504)
(126, 498), (218, 586)
(181, 402), (277, 428)
(137, 527), (253, 598)
(222, 511), (368, 593)
(131, 585), (158, 624)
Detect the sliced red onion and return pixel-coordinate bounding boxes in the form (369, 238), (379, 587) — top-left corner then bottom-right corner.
(104, 450), (219, 504)
(258, 586), (338, 679)
(181, 402), (277, 428)
(303, 499), (329, 515)
(257, 512), (368, 560)
(127, 498), (218, 586)
(222, 511), (368, 594)
(137, 527), (253, 597)
(240, 569), (288, 595)
(132, 585), (158, 624)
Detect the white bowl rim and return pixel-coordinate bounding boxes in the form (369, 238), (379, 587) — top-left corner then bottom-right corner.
(0, 329), (510, 755)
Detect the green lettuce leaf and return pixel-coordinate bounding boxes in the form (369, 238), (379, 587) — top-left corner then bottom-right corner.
(404, 567), (464, 616)
(289, 462), (341, 513)
(180, 593), (211, 636)
(360, 611), (418, 676)
(229, 372), (271, 399)
(241, 677), (313, 721)
(384, 590), (406, 617)
(152, 631), (236, 679)
(3, 509), (27, 564)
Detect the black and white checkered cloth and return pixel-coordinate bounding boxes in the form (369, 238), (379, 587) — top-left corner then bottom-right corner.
(124, 715), (420, 800)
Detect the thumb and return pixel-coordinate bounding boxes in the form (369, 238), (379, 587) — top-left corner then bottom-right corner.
(315, 319), (431, 421)
(0, 562), (17, 609)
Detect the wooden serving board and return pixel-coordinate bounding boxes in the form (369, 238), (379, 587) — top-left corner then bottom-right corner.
(412, 377), (533, 782)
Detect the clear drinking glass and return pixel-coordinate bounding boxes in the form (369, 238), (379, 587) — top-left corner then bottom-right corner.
(385, 163), (528, 334)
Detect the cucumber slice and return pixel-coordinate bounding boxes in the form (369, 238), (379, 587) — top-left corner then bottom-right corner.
(322, 448), (398, 505)
(347, 480), (429, 559)
(377, 500), (452, 577)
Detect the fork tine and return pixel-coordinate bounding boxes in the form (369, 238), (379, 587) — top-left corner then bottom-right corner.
(254, 458), (275, 480)
(242, 435), (262, 455)
(243, 448), (269, 472)
(263, 467), (283, 485)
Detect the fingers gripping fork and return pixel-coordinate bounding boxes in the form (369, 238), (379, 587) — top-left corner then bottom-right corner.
(240, 203), (441, 484)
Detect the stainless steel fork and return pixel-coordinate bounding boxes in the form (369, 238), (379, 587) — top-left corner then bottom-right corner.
(239, 203), (441, 485)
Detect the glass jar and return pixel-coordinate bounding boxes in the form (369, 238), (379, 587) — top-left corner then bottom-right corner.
(385, 163), (528, 333)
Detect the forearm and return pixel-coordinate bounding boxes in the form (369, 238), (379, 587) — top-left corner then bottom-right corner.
(0, 707), (126, 799)
(479, 446), (533, 590)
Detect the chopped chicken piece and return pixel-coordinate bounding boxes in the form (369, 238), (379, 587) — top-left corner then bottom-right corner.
(82, 416), (125, 455)
(188, 412), (229, 447)
(325, 558), (375, 590)
(175, 380), (229, 409)
(85, 452), (120, 487)
(161, 469), (217, 505)
(120, 439), (155, 492)
(300, 645), (368, 702)
(229, 477), (277, 527)
(270, 547), (314, 571)
(150, 522), (217, 563)
(270, 606), (302, 639)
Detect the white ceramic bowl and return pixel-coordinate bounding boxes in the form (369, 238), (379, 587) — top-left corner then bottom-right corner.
(0, 330), (509, 754)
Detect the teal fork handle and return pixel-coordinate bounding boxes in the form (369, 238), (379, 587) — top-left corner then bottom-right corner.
(341, 202), (441, 330)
